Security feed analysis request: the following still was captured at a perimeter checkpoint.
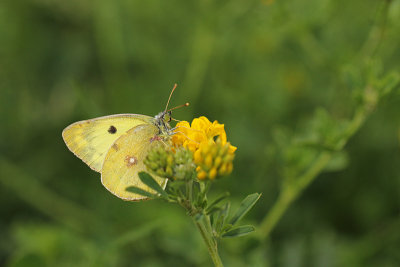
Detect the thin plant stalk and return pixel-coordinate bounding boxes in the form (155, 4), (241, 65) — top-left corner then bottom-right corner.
(193, 216), (223, 267)
(258, 0), (393, 239)
(258, 105), (374, 239)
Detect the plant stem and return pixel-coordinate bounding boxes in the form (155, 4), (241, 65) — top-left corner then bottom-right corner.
(258, 152), (331, 239)
(257, 0), (394, 240)
(193, 216), (224, 267)
(259, 106), (369, 240)
(359, 0), (392, 59)
(187, 180), (193, 203)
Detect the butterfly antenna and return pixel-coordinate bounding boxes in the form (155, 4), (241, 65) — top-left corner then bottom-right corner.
(165, 83), (178, 112)
(166, 102), (190, 113)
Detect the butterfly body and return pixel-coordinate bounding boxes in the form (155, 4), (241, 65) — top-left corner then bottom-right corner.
(62, 111), (173, 200)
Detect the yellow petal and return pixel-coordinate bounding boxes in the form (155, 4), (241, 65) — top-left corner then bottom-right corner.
(191, 117), (208, 130)
(214, 156), (222, 168)
(228, 144), (237, 153)
(199, 116), (212, 126)
(209, 167), (217, 180)
(187, 142), (199, 153)
(175, 121), (190, 134)
(205, 154), (213, 169)
(194, 149), (203, 164)
(218, 163), (227, 176)
(197, 170), (207, 180)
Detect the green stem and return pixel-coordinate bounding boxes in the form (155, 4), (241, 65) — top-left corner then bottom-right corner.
(259, 107), (369, 240)
(193, 217), (223, 267)
(359, 0), (391, 59)
(186, 181), (222, 266)
(258, 152), (331, 239)
(187, 180), (193, 203)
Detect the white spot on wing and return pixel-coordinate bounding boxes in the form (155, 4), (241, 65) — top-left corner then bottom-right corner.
(125, 155), (138, 167)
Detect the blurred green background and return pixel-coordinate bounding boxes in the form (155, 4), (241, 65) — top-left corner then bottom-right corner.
(1, 0), (400, 266)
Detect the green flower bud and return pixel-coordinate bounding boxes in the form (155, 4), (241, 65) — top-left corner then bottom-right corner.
(144, 145), (195, 181)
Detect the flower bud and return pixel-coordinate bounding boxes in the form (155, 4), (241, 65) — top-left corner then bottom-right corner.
(144, 145), (195, 181)
(194, 138), (235, 181)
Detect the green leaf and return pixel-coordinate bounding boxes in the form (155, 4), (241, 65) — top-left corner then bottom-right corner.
(229, 193), (261, 225)
(126, 186), (156, 199)
(215, 202), (230, 234)
(379, 71), (400, 96)
(138, 172), (168, 198)
(222, 225), (255, 238)
(205, 192), (230, 214)
(206, 206), (222, 215)
(220, 202), (230, 225)
(221, 224), (233, 233)
(210, 212), (215, 226)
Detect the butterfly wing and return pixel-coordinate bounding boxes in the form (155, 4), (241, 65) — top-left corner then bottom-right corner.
(101, 124), (167, 200)
(62, 114), (153, 172)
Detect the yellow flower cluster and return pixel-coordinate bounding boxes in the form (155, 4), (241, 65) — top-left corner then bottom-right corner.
(172, 116), (236, 180)
(194, 138), (234, 180)
(172, 116), (236, 153)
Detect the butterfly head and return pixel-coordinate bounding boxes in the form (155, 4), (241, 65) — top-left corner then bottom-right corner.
(154, 104), (189, 139)
(154, 84), (189, 135)
(163, 110), (173, 123)
(154, 110), (172, 128)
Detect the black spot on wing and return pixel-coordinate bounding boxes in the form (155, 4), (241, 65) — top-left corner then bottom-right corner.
(108, 125), (117, 134)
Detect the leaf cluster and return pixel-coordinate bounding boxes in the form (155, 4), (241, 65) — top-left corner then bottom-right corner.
(126, 172), (261, 239)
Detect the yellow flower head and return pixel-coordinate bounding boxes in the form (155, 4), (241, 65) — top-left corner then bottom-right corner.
(194, 138), (234, 180)
(172, 116), (236, 180)
(172, 116), (237, 154)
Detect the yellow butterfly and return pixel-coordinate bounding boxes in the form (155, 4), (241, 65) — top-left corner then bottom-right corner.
(62, 84), (188, 201)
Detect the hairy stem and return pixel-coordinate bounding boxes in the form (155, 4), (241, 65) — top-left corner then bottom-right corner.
(193, 217), (224, 267)
(258, 103), (372, 239)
